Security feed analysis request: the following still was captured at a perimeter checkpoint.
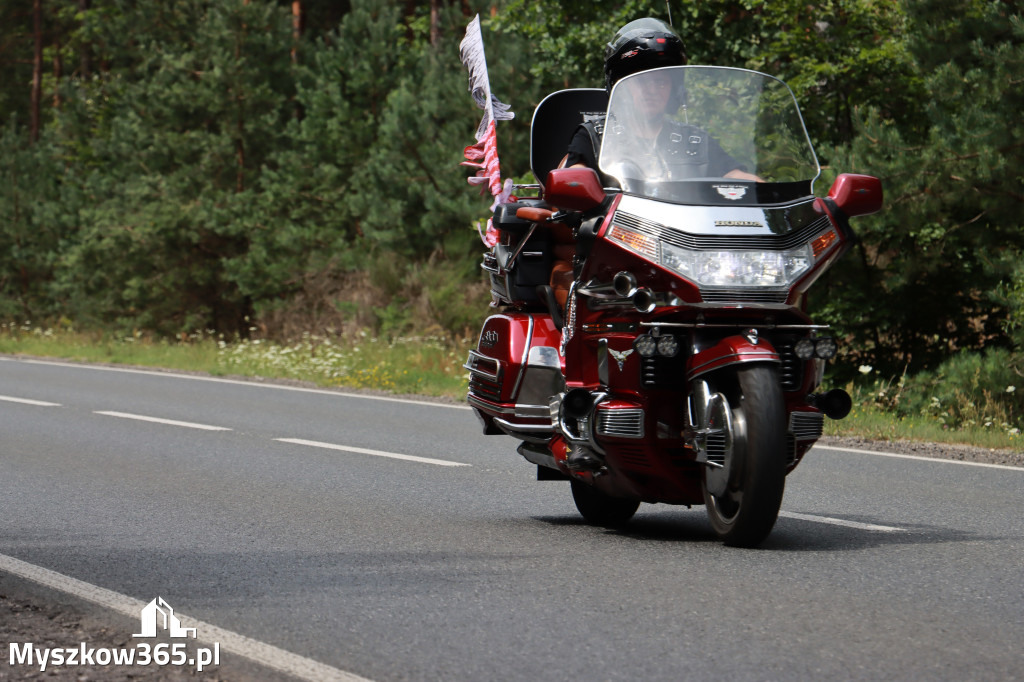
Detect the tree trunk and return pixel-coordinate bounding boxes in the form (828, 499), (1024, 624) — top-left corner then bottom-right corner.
(291, 1), (302, 63)
(30, 0), (43, 143)
(78, 0), (92, 77)
(52, 35), (62, 111)
(430, 0), (440, 47)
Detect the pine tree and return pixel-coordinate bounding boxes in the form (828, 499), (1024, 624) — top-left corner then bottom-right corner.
(816, 0), (1024, 374)
(53, 0), (295, 334)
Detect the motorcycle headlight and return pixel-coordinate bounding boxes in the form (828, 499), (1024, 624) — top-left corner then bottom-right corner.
(661, 243), (814, 288)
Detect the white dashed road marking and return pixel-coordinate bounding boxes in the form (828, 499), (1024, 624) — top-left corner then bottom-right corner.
(94, 411), (232, 431)
(0, 394), (61, 407)
(779, 511), (904, 532)
(276, 438), (470, 467)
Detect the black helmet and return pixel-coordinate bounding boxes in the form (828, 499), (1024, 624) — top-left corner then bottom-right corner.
(604, 18), (687, 91)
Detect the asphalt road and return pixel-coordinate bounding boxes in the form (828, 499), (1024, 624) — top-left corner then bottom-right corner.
(1, 356), (1022, 681)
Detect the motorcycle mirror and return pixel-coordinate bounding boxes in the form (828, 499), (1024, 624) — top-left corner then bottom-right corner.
(828, 173), (883, 217)
(543, 167), (607, 212)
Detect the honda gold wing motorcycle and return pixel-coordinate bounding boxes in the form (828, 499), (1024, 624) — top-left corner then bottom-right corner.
(465, 66), (882, 547)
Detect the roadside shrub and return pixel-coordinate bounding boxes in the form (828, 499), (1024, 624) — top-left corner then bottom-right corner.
(859, 349), (1023, 434)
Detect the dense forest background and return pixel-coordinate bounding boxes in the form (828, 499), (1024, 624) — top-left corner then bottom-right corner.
(0, 0), (1021, 391)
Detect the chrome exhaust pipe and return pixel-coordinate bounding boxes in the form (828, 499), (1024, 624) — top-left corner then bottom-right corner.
(577, 271), (638, 300)
(612, 271), (638, 298)
(633, 288), (656, 313)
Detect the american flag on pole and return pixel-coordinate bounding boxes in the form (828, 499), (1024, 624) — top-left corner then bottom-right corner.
(460, 14), (514, 247)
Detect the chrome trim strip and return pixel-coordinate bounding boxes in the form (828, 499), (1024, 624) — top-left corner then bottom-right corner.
(505, 223), (538, 272)
(510, 315), (535, 400)
(515, 404), (551, 418)
(699, 288), (789, 304)
(597, 339), (610, 387)
(494, 417), (555, 434)
(688, 350), (780, 377)
(467, 394), (515, 416)
(641, 321), (830, 331)
(596, 408), (645, 439)
(464, 350), (502, 383)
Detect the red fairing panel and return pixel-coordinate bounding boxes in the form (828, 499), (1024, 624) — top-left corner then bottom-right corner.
(469, 313), (562, 405)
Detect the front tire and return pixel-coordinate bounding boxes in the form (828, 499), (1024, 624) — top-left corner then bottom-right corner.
(701, 365), (787, 547)
(570, 479), (640, 528)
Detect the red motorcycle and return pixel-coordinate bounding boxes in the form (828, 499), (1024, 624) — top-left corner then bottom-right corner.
(465, 66), (881, 546)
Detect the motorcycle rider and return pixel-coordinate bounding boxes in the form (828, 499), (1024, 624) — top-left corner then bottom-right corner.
(561, 17), (758, 182)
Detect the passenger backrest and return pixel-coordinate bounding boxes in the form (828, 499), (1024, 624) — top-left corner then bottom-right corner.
(530, 88), (608, 186)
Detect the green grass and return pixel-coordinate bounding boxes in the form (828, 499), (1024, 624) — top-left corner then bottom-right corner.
(825, 401), (1022, 451)
(0, 325), (225, 372)
(0, 324), (470, 397)
(216, 332), (470, 396)
(825, 369), (1022, 452)
(1, 323), (1020, 452)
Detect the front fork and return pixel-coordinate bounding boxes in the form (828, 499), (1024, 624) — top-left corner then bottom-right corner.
(685, 379), (747, 497)
(685, 380), (726, 467)
(683, 331), (779, 493)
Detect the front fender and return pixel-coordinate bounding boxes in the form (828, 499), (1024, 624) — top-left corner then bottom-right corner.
(686, 335), (781, 381)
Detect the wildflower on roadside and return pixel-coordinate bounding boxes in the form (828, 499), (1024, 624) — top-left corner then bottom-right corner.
(859, 365), (873, 375)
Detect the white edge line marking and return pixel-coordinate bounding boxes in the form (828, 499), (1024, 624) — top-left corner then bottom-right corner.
(276, 438), (470, 467)
(0, 394), (62, 407)
(779, 511), (903, 532)
(95, 411), (232, 432)
(7, 356), (469, 410)
(0, 553), (373, 682)
(815, 444), (1024, 472)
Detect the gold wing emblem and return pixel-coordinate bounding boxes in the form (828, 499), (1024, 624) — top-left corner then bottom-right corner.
(608, 347), (634, 371)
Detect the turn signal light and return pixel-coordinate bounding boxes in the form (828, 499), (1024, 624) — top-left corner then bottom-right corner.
(811, 229), (839, 257)
(609, 225), (659, 259)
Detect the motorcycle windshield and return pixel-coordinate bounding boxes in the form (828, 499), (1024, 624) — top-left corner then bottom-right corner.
(599, 66), (819, 205)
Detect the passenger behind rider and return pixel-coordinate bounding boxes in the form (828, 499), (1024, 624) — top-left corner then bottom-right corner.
(548, 18), (758, 306)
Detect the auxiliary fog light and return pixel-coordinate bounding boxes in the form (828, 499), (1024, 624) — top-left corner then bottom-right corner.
(794, 338), (815, 360)
(815, 337), (838, 359)
(634, 335), (658, 357)
(656, 335), (680, 357)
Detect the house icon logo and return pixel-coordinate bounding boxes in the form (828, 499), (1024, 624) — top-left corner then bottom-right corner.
(133, 597), (197, 638)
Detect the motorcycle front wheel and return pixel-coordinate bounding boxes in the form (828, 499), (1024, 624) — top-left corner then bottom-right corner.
(700, 364), (787, 547)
